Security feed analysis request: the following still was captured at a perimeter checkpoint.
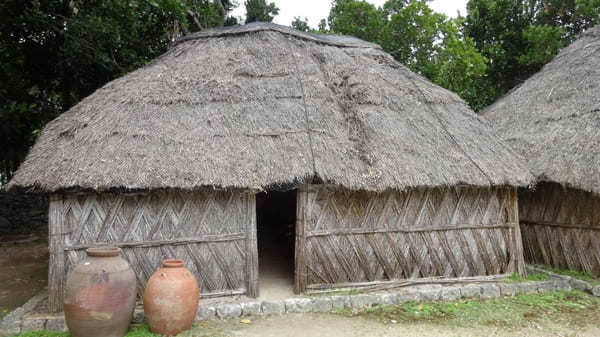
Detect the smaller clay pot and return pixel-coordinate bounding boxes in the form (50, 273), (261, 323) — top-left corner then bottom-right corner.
(144, 259), (200, 336)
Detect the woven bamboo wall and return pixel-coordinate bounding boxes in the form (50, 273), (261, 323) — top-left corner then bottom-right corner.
(48, 190), (258, 312)
(295, 186), (524, 292)
(519, 182), (600, 275)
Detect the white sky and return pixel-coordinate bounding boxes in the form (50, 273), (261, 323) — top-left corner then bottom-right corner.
(231, 0), (468, 27)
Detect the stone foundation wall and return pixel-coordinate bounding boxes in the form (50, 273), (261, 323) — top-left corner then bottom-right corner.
(4, 267), (599, 335)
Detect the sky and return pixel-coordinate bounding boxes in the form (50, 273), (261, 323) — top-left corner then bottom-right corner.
(231, 0), (468, 28)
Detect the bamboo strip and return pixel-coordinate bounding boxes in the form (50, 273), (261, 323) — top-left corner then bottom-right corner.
(306, 224), (514, 237)
(306, 273), (511, 293)
(63, 233), (247, 250)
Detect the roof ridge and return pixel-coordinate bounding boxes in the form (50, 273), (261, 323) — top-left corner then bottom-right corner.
(174, 22), (382, 49)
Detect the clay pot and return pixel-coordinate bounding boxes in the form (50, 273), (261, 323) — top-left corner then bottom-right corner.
(144, 259), (200, 336)
(64, 247), (137, 337)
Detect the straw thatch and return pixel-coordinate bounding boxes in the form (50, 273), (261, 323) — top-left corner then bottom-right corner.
(484, 25), (600, 194)
(8, 23), (532, 193)
(484, 25), (600, 275)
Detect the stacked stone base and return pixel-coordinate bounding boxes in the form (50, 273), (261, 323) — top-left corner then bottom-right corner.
(3, 268), (599, 335)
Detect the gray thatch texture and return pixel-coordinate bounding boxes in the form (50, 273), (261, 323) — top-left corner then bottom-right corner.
(484, 25), (600, 195)
(9, 23), (532, 193)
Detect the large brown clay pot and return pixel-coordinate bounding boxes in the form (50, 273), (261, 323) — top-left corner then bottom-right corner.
(64, 247), (137, 337)
(144, 259), (200, 336)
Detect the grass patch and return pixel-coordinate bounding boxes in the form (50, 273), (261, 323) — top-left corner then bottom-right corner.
(504, 272), (549, 282)
(14, 332), (69, 337)
(542, 266), (600, 284)
(333, 290), (600, 328)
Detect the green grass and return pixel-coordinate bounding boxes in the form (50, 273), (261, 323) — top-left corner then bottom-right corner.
(333, 290), (600, 328)
(504, 272), (549, 282)
(542, 266), (600, 285)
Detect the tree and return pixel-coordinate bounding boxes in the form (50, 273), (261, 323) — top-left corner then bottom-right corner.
(244, 0), (279, 23)
(464, 0), (600, 107)
(327, 0), (491, 110)
(0, 0), (236, 185)
(291, 17), (311, 32)
(328, 0), (384, 42)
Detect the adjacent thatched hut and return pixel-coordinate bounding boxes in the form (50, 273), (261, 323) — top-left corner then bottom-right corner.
(9, 23), (532, 312)
(484, 25), (600, 275)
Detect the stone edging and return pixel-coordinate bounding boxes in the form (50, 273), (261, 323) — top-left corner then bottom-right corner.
(4, 269), (599, 335)
(526, 265), (600, 296)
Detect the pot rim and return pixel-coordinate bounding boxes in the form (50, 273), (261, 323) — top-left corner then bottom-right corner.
(163, 259), (185, 268)
(86, 246), (121, 257)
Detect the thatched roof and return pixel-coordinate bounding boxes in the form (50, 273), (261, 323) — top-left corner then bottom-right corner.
(484, 25), (600, 195)
(8, 23), (532, 193)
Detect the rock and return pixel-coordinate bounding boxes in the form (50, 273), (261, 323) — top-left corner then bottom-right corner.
(45, 316), (67, 332)
(132, 307), (145, 323)
(21, 318), (45, 332)
(480, 284), (500, 299)
(240, 302), (262, 316)
(378, 293), (396, 305)
(439, 287), (461, 301)
(499, 283), (518, 297)
(216, 304), (242, 319)
(536, 281), (555, 294)
(516, 282), (538, 294)
(395, 290), (421, 303)
(284, 298), (313, 313)
(261, 301), (285, 315)
(312, 297), (333, 312)
(553, 279), (572, 292)
(460, 285), (481, 299)
(0, 318), (21, 335)
(420, 287), (441, 301)
(570, 279), (592, 292)
(592, 285), (600, 297)
(330, 296), (350, 309)
(349, 294), (380, 308)
(196, 306), (216, 321)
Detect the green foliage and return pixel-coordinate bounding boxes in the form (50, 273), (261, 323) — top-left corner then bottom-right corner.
(244, 0), (279, 23)
(0, 0), (235, 184)
(328, 0), (491, 110)
(328, 0), (385, 42)
(464, 0), (600, 107)
(291, 17), (311, 32)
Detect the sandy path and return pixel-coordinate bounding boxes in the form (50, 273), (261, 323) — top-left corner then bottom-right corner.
(185, 313), (600, 337)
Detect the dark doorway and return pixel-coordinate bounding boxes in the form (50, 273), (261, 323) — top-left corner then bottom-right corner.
(256, 190), (296, 299)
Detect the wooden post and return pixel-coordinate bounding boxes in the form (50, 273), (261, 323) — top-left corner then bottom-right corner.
(508, 187), (527, 277)
(48, 195), (66, 312)
(294, 187), (310, 293)
(245, 192), (259, 297)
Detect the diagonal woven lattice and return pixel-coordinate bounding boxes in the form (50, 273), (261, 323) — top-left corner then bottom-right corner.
(48, 190), (255, 312)
(296, 186), (523, 289)
(519, 182), (600, 275)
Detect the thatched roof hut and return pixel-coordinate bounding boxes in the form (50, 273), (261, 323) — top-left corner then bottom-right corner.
(484, 25), (600, 275)
(9, 23), (532, 312)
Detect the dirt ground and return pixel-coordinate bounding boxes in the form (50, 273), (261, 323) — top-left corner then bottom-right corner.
(182, 313), (600, 337)
(0, 234), (48, 319)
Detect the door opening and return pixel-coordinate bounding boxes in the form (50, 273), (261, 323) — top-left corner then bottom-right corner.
(256, 190), (296, 300)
